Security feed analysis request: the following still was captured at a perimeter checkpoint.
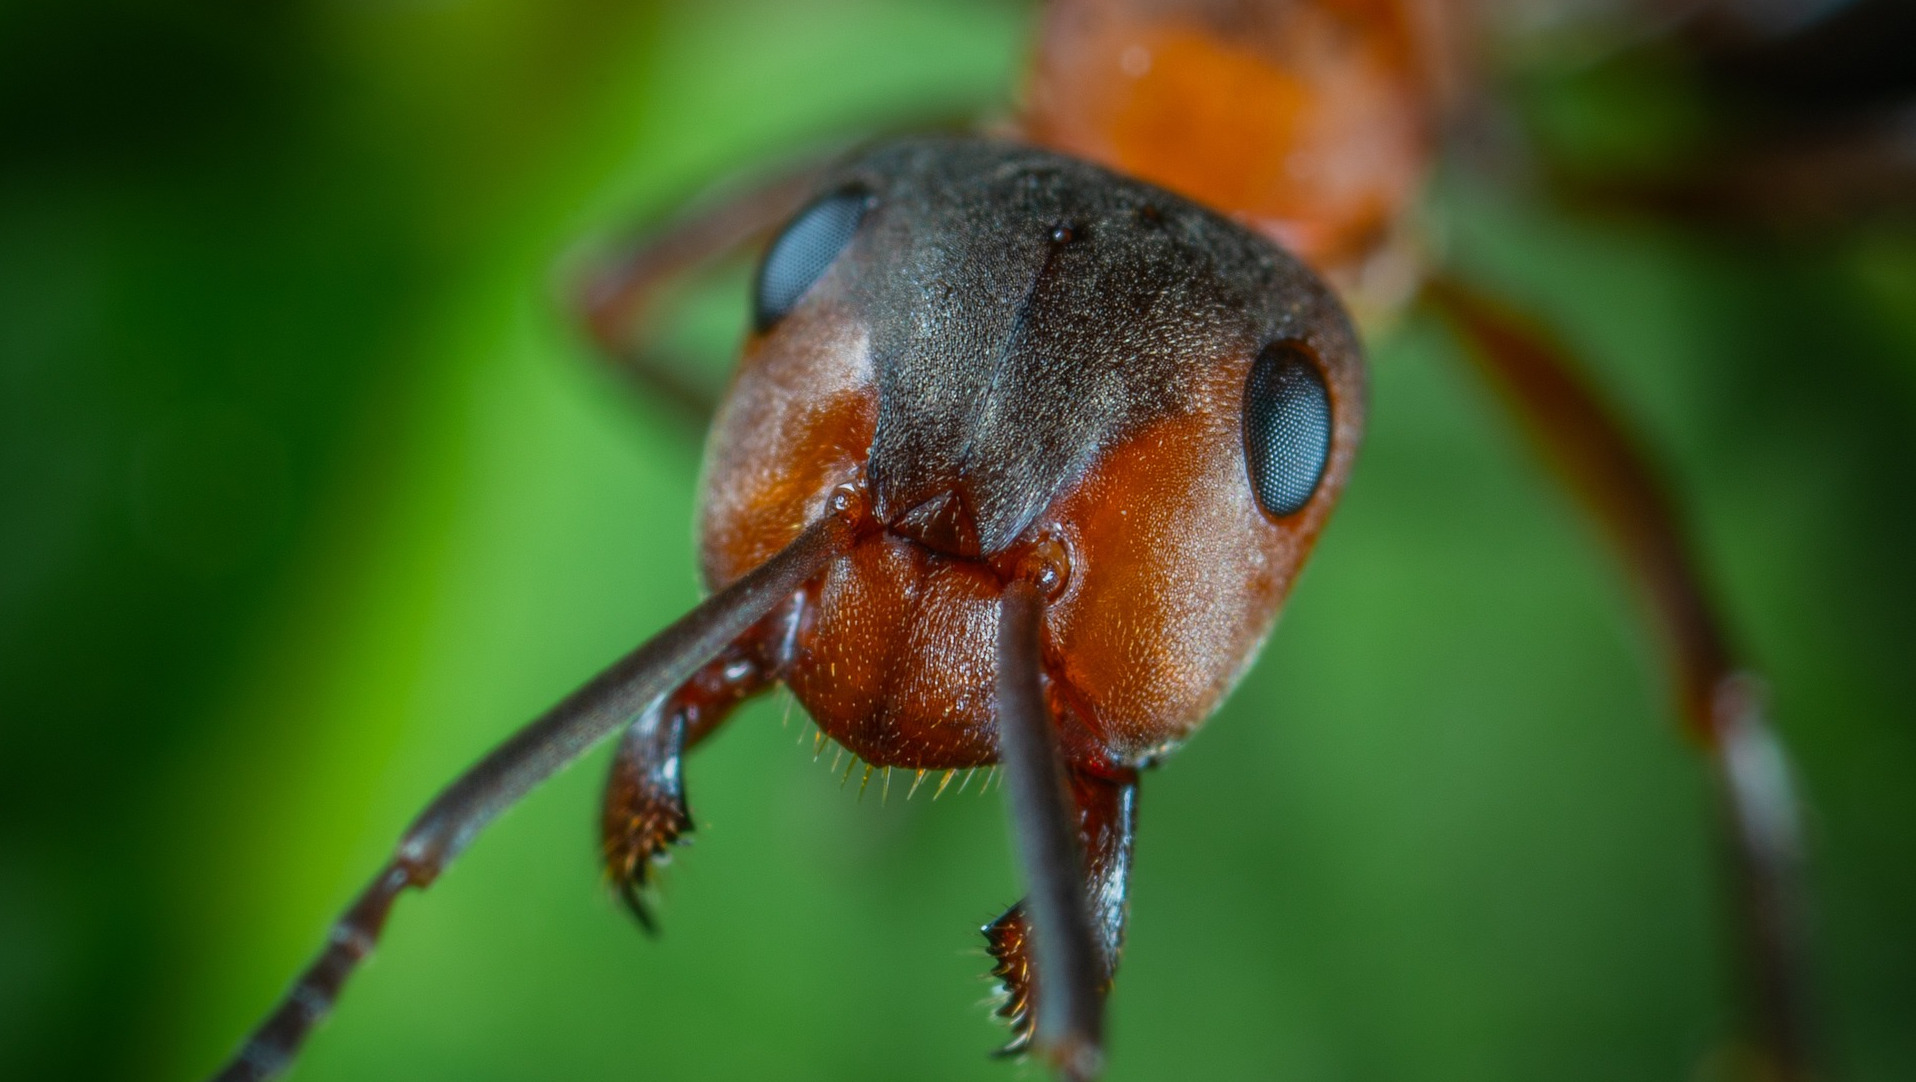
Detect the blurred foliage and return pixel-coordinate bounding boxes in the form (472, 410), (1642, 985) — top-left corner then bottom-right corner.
(0, 2), (1910, 1081)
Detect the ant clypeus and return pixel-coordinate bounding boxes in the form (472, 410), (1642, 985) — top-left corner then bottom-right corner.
(204, 1), (1865, 1079)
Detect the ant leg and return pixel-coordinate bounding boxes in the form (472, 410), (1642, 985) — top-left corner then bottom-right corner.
(1424, 275), (1814, 1080)
(602, 631), (787, 931)
(992, 580), (1135, 1081)
(1543, 116), (1916, 231)
(566, 164), (828, 421)
(207, 515), (849, 1082)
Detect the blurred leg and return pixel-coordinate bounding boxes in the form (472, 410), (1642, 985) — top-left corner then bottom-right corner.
(1425, 274), (1813, 1080)
(567, 164), (828, 421)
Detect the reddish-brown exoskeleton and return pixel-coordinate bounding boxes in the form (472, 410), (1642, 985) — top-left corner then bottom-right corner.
(208, 1), (1838, 1079)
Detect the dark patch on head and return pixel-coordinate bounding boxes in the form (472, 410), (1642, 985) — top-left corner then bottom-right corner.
(786, 137), (1358, 556)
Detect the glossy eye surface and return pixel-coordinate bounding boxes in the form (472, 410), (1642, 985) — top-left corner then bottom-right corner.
(1243, 342), (1332, 518)
(753, 189), (869, 330)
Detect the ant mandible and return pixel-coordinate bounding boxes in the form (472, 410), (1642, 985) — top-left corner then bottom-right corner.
(208, 1), (1817, 1079)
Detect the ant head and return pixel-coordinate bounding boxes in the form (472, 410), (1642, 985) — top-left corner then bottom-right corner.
(702, 136), (1365, 766)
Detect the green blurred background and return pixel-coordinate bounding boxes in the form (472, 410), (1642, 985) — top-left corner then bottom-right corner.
(2, 1), (1913, 1080)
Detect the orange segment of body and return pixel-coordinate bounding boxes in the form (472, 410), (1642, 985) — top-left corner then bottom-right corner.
(1024, 0), (1431, 275)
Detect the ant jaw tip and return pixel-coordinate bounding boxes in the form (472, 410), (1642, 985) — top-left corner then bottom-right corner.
(614, 880), (660, 937)
(989, 1034), (1032, 1060)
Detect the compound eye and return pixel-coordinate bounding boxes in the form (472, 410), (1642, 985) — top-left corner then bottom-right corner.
(1243, 341), (1333, 518)
(753, 188), (870, 330)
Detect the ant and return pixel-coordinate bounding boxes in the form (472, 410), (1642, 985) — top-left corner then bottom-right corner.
(203, 0), (1900, 1078)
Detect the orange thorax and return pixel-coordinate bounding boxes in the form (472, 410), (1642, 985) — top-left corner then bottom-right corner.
(1022, 0), (1437, 278)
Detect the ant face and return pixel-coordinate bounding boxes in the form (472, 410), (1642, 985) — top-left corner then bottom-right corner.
(196, 3), (1882, 1076)
(700, 137), (1365, 771)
